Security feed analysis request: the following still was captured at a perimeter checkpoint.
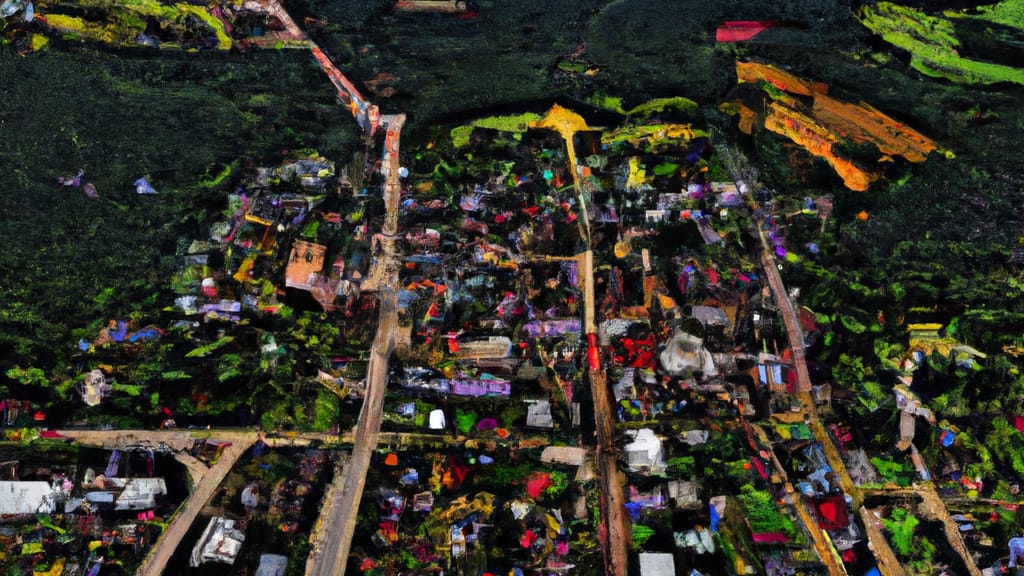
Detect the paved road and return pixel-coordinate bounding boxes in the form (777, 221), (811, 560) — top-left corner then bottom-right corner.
(580, 249), (630, 576)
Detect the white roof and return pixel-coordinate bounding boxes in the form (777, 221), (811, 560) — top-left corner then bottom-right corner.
(638, 552), (676, 576)
(255, 554), (289, 576)
(429, 409), (446, 430)
(0, 481), (55, 514)
(625, 429), (664, 468)
(115, 478), (167, 510)
(526, 400), (554, 428)
(541, 446), (587, 466)
(191, 517), (245, 567)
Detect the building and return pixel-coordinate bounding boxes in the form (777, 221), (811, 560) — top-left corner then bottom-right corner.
(0, 481), (57, 515)
(625, 429), (666, 474)
(191, 517), (246, 567)
(638, 552), (676, 576)
(285, 241), (326, 290)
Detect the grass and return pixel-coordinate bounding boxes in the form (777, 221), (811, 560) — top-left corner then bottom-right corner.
(858, 2), (1024, 86)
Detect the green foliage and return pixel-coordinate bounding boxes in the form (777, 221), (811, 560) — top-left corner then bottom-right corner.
(881, 508), (919, 557)
(455, 409), (478, 435)
(667, 455), (696, 478)
(499, 404), (526, 429)
(874, 338), (906, 372)
(736, 484), (796, 537)
(111, 382), (143, 397)
(5, 366), (47, 387)
(840, 314), (867, 334)
(871, 455), (912, 486)
(161, 370), (190, 380)
(450, 113), (542, 148)
(631, 524), (655, 550)
(312, 389), (339, 432)
(217, 353), (245, 382)
(986, 417), (1024, 477)
(832, 354), (866, 389)
(544, 470), (570, 498)
(951, 0), (1024, 30)
(185, 336), (235, 358)
(859, 3), (1024, 86)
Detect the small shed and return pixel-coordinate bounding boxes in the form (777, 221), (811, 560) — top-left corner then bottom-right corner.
(638, 552), (676, 576)
(428, 409), (446, 430)
(541, 446), (587, 467)
(667, 480), (701, 509)
(526, 400), (554, 429)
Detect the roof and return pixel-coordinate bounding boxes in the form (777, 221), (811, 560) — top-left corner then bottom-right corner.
(638, 552), (675, 576)
(285, 241), (326, 290)
(541, 446), (587, 466)
(625, 429), (664, 470)
(526, 400), (554, 428)
(254, 554), (289, 576)
(667, 480), (700, 508)
(191, 517), (245, 567)
(691, 305), (732, 328)
(0, 481), (56, 515)
(114, 478), (168, 510)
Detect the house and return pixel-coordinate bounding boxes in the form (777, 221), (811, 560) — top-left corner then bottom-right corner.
(454, 336), (512, 360)
(526, 400), (554, 429)
(667, 480), (700, 509)
(638, 552), (676, 576)
(691, 305), (732, 329)
(191, 517), (245, 567)
(113, 478), (168, 510)
(0, 481), (57, 514)
(429, 409), (447, 430)
(256, 155), (335, 190)
(541, 446), (587, 467)
(285, 241), (326, 290)
(254, 554), (289, 576)
(80, 369), (110, 407)
(625, 428), (665, 474)
(659, 329), (717, 378)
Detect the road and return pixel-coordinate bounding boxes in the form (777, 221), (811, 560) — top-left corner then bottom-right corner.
(306, 115), (405, 576)
(56, 429), (260, 576)
(755, 224), (907, 575)
(531, 106), (631, 576)
(863, 489), (982, 576)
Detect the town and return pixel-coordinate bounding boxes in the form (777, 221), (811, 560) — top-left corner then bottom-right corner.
(3, 1), (1024, 576)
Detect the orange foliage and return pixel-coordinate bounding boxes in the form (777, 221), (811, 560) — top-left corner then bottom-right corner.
(736, 61), (827, 96)
(764, 103), (876, 191)
(811, 96), (937, 163)
(737, 60), (942, 191)
(738, 103), (757, 135)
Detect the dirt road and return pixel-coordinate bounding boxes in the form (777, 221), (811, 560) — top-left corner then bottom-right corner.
(307, 116), (405, 576)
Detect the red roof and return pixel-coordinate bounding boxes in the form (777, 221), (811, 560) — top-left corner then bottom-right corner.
(716, 21), (775, 43)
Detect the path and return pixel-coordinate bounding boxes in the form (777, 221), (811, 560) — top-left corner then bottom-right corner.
(863, 488), (982, 576)
(715, 128), (912, 576)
